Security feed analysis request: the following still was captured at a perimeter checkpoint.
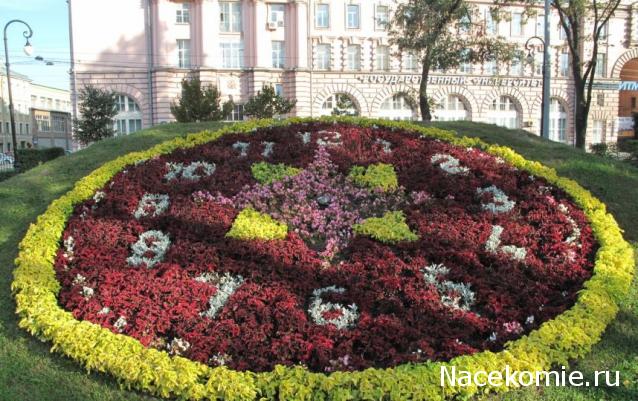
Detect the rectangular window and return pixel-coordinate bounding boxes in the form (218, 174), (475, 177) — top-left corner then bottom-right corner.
(559, 21), (569, 40)
(227, 104), (244, 121)
(52, 115), (67, 132)
(20, 141), (26, 149)
(404, 53), (419, 72)
(485, 58), (497, 75)
(592, 120), (604, 144)
(510, 12), (523, 36)
(459, 15), (471, 34)
(632, 97), (636, 109)
(510, 51), (523, 76)
(26, 123), (29, 134)
(274, 83), (284, 96)
(220, 2), (242, 32)
(128, 119), (142, 133)
(375, 45), (389, 71)
(459, 49), (472, 73)
(536, 14), (545, 36)
(272, 41), (285, 68)
(595, 53), (607, 77)
(347, 45), (361, 70)
(534, 52), (543, 75)
(375, 5), (389, 30)
(316, 43), (331, 70)
(19, 123), (23, 135)
(176, 3), (191, 24)
(177, 39), (191, 68)
(315, 4), (329, 28)
(599, 22), (608, 40)
(485, 9), (497, 35)
(220, 41), (244, 68)
(559, 51), (569, 77)
(346, 4), (360, 29)
(269, 4), (285, 27)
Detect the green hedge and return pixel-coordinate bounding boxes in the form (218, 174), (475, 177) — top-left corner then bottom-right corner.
(16, 147), (65, 171)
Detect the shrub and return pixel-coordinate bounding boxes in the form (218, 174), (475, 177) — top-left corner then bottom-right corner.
(251, 162), (301, 184)
(226, 207), (288, 240)
(348, 163), (398, 191)
(16, 147), (65, 171)
(243, 85), (296, 119)
(170, 78), (234, 123)
(353, 211), (419, 243)
(74, 85), (117, 145)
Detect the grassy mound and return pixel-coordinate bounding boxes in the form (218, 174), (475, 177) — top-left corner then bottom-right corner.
(0, 120), (635, 400)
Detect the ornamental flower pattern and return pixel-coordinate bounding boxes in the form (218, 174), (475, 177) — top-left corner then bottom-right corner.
(53, 122), (597, 373)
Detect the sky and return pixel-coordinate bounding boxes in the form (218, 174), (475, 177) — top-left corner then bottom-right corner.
(0, 0), (70, 90)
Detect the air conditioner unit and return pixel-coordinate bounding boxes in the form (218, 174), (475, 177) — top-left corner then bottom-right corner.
(267, 22), (278, 30)
(523, 121), (534, 128)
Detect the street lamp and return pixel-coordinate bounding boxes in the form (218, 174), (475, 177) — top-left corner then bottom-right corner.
(525, 35), (551, 140)
(3, 19), (34, 170)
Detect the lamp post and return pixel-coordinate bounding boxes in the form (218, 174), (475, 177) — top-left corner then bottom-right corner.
(524, 0), (551, 140)
(3, 19), (34, 170)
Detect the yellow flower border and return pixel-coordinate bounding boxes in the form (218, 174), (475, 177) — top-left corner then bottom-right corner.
(12, 117), (635, 401)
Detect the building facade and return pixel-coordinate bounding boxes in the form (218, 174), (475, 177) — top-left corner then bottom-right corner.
(30, 84), (73, 151)
(0, 71), (72, 153)
(69, 0), (638, 146)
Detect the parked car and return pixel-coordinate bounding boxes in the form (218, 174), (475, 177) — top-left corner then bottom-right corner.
(0, 153), (14, 165)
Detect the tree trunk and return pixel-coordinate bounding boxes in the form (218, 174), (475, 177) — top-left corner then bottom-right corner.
(419, 58), (432, 122)
(573, 76), (591, 149)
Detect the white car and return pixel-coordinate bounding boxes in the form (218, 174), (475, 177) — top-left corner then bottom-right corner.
(0, 154), (14, 165)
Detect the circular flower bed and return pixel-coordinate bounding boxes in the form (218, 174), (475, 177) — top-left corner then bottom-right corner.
(13, 118), (634, 401)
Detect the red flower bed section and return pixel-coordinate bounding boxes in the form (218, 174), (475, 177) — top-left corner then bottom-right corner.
(54, 122), (596, 372)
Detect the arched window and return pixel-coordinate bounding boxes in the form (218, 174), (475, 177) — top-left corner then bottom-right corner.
(487, 96), (520, 129)
(549, 98), (567, 142)
(114, 95), (143, 135)
(321, 94), (359, 116)
(379, 94), (416, 121)
(435, 95), (469, 121)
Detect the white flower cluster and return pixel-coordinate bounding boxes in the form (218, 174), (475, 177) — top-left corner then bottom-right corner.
(210, 353), (231, 366)
(97, 306), (111, 315)
(422, 264), (475, 311)
(164, 161), (216, 182)
(316, 130), (342, 147)
(308, 286), (359, 330)
(199, 273), (245, 319)
(168, 337), (191, 356)
(558, 203), (581, 246)
(375, 138), (392, 153)
(93, 190), (106, 204)
(62, 236), (75, 269)
(476, 185), (516, 214)
(298, 131), (312, 144)
(430, 153), (470, 175)
(72, 273), (86, 286)
(262, 141), (275, 157)
(232, 141), (250, 157)
(113, 316), (127, 332)
(133, 193), (170, 219)
(81, 286), (94, 300)
(126, 230), (171, 269)
(485, 225), (527, 262)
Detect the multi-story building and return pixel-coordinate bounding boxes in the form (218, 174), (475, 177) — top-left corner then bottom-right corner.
(0, 70), (72, 153)
(69, 0), (638, 146)
(0, 69), (33, 153)
(30, 84), (73, 151)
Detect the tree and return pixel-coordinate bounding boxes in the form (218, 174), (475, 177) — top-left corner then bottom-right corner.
(243, 85), (296, 119)
(388, 0), (515, 122)
(73, 85), (117, 145)
(171, 77), (234, 122)
(522, 0), (618, 149)
(331, 94), (359, 116)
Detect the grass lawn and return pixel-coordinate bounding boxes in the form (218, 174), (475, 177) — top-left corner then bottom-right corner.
(0, 120), (635, 400)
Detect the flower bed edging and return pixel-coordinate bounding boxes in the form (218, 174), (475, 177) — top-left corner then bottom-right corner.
(12, 116), (635, 401)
